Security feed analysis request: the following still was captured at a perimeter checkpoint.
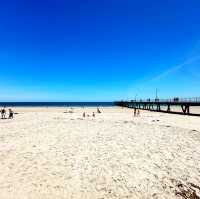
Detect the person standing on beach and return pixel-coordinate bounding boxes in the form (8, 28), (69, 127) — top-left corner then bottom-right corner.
(134, 108), (137, 117)
(92, 112), (95, 118)
(137, 109), (140, 117)
(1, 108), (6, 119)
(8, 109), (14, 119)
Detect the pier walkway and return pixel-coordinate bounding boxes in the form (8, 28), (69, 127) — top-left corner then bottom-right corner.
(114, 97), (200, 116)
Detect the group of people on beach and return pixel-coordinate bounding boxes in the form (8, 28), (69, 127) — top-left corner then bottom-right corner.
(0, 108), (14, 119)
(82, 108), (101, 118)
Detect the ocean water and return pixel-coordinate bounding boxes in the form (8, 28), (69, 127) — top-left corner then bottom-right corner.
(0, 102), (114, 107)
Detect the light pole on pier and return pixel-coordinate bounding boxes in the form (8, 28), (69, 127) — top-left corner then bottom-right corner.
(135, 94), (138, 101)
(155, 88), (159, 101)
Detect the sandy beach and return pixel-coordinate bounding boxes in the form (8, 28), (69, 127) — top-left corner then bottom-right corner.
(0, 107), (200, 199)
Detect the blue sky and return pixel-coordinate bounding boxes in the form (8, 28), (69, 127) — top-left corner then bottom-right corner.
(0, 0), (200, 101)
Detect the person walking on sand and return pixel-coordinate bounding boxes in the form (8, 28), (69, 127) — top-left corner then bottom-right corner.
(83, 112), (86, 118)
(8, 109), (14, 119)
(92, 112), (95, 118)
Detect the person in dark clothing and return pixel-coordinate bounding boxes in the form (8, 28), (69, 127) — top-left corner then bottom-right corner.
(1, 108), (6, 119)
(8, 109), (14, 119)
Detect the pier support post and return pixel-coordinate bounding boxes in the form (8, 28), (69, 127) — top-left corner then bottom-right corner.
(167, 105), (171, 112)
(181, 105), (190, 115)
(157, 104), (161, 111)
(186, 106), (190, 114)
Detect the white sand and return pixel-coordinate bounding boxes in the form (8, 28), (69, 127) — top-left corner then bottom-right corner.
(0, 107), (200, 199)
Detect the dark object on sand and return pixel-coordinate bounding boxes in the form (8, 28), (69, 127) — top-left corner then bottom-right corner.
(175, 182), (200, 199)
(8, 109), (14, 119)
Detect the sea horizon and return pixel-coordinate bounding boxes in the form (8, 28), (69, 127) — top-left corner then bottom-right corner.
(0, 102), (114, 107)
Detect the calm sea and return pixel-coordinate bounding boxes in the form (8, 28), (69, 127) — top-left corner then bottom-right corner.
(0, 102), (114, 107)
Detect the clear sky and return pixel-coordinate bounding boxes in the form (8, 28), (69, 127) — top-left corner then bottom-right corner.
(0, 0), (200, 101)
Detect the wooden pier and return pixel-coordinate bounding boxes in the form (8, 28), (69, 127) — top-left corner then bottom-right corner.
(114, 97), (200, 116)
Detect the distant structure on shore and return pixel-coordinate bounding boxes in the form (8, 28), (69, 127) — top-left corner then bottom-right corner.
(114, 97), (200, 116)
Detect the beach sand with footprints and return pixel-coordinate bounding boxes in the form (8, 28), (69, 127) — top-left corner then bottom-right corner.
(0, 107), (200, 199)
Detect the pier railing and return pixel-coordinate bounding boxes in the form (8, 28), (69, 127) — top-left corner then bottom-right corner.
(129, 97), (200, 103)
